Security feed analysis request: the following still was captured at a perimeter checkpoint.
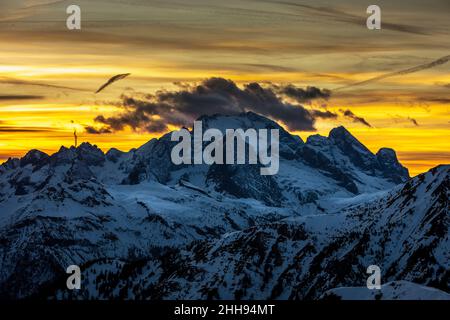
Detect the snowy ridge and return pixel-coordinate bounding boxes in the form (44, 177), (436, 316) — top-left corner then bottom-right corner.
(0, 112), (446, 300)
(321, 281), (450, 300)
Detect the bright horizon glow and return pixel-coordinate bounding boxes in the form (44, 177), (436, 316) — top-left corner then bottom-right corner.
(0, 0), (449, 177)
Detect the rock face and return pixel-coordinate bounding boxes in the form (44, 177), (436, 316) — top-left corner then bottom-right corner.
(206, 163), (284, 206)
(19, 149), (49, 168)
(0, 112), (445, 300)
(304, 126), (409, 192)
(376, 148), (410, 183)
(328, 126), (375, 170)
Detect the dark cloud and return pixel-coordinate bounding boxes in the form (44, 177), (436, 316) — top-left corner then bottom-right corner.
(0, 126), (57, 132)
(310, 110), (338, 119)
(408, 117), (419, 126)
(84, 125), (112, 134)
(339, 109), (372, 127)
(145, 121), (169, 133)
(419, 97), (450, 104)
(271, 84), (331, 103)
(93, 78), (333, 133)
(0, 94), (44, 100)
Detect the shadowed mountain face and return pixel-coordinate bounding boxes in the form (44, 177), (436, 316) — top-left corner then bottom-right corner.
(0, 112), (445, 300)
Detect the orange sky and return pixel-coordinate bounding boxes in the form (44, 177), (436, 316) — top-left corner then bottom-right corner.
(0, 0), (449, 177)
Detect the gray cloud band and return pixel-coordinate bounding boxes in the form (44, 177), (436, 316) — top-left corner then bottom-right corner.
(91, 77), (333, 133)
(338, 55), (450, 90)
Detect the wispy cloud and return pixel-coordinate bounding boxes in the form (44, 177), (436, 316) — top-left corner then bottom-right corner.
(418, 97), (450, 104)
(338, 55), (450, 89)
(339, 109), (372, 127)
(0, 94), (44, 100)
(276, 2), (432, 35)
(0, 76), (89, 92)
(84, 125), (112, 134)
(392, 115), (420, 126)
(0, 126), (58, 133)
(408, 117), (419, 126)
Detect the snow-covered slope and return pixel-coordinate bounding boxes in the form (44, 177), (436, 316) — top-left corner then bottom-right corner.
(321, 281), (450, 300)
(0, 112), (445, 300)
(52, 165), (448, 300)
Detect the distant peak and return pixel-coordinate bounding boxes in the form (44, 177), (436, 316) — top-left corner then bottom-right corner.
(20, 149), (49, 167)
(56, 142), (102, 155)
(376, 148), (397, 159)
(106, 147), (123, 154)
(328, 126), (367, 148)
(58, 145), (74, 152)
(376, 147), (409, 181)
(329, 126), (352, 138)
(22, 149), (48, 159)
(49, 142), (105, 166)
(106, 148), (125, 163)
(77, 141), (102, 152)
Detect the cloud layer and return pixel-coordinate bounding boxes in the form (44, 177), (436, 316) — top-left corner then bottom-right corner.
(91, 78), (332, 133)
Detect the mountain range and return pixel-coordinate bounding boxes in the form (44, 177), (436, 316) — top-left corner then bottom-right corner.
(0, 112), (448, 300)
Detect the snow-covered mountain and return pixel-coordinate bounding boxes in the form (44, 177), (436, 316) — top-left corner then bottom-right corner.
(0, 112), (447, 300)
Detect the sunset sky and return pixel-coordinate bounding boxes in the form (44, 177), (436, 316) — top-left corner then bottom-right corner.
(0, 0), (449, 176)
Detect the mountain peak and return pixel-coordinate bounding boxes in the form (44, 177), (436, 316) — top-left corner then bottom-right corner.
(377, 147), (410, 181)
(193, 112), (304, 158)
(376, 147), (397, 160)
(76, 142), (105, 166)
(331, 125), (349, 132)
(329, 125), (372, 154)
(329, 126), (357, 142)
(329, 125), (370, 154)
(19, 149), (49, 167)
(49, 142), (105, 166)
(0, 157), (20, 172)
(196, 111), (282, 130)
(77, 141), (97, 149)
(306, 134), (328, 146)
(51, 145), (77, 164)
(106, 148), (126, 163)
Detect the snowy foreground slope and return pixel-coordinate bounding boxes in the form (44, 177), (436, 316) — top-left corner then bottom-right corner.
(0, 112), (448, 299)
(322, 281), (450, 300)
